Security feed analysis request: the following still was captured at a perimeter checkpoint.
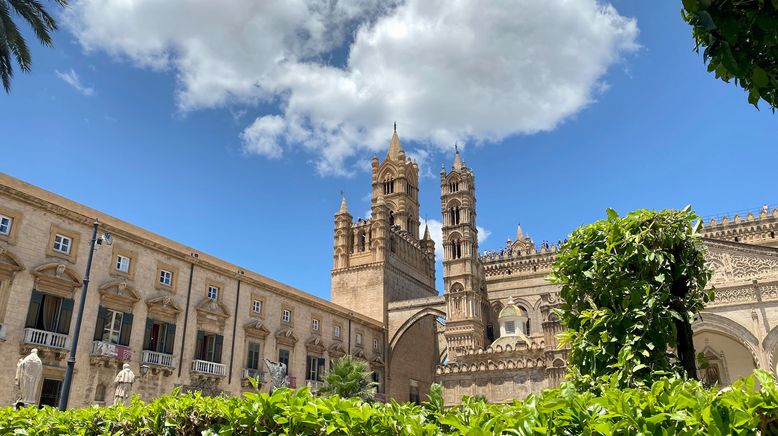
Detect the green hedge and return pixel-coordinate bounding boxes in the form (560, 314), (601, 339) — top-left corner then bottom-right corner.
(2, 371), (778, 435)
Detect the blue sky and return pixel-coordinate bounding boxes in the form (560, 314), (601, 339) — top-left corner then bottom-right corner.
(0, 1), (775, 299)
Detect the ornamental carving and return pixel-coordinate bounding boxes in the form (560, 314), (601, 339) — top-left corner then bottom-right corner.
(708, 252), (778, 285)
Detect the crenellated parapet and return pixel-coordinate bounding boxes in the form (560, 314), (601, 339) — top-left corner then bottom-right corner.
(702, 207), (778, 247)
(482, 250), (556, 279)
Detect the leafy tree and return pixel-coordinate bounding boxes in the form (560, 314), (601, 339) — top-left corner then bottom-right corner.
(0, 0), (67, 92)
(681, 0), (778, 110)
(551, 207), (714, 390)
(319, 355), (378, 401)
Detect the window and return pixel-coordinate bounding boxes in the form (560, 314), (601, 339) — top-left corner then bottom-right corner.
(246, 341), (261, 370)
(159, 270), (173, 287)
(53, 234), (72, 254)
(207, 285), (219, 301)
(306, 355), (326, 381)
(505, 321), (516, 334)
(389, 210), (395, 226)
(450, 206), (460, 225)
(94, 307), (133, 346)
(356, 333), (363, 346)
(25, 291), (73, 334)
(373, 338), (379, 351)
(312, 318), (319, 332)
(195, 331), (223, 363)
(452, 240), (462, 259)
(0, 214), (11, 236)
(409, 384), (420, 404)
(334, 325), (341, 338)
(449, 181), (460, 193)
(383, 177), (395, 195)
(358, 231), (367, 252)
(278, 349), (290, 375)
(251, 299), (262, 315)
(115, 255), (130, 273)
(282, 309), (291, 323)
(143, 319), (175, 354)
(486, 324), (494, 341)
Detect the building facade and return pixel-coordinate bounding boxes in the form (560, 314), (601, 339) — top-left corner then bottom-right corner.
(2, 129), (777, 408)
(0, 174), (384, 407)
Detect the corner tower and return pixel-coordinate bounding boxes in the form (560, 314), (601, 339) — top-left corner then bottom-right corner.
(440, 147), (487, 360)
(331, 128), (436, 323)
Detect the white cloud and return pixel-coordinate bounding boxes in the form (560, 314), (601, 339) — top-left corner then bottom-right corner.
(55, 68), (95, 96)
(420, 218), (490, 262)
(65, 0), (637, 175)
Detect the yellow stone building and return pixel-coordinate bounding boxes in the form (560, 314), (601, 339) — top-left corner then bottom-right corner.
(1, 129), (777, 407)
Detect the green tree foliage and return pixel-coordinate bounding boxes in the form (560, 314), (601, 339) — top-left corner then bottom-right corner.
(0, 0), (67, 92)
(318, 355), (378, 401)
(681, 0), (778, 110)
(1, 371), (777, 434)
(551, 207), (714, 391)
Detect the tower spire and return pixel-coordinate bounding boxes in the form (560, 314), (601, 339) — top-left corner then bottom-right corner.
(453, 143), (463, 170)
(386, 124), (405, 161)
(516, 224), (524, 240)
(338, 193), (349, 214)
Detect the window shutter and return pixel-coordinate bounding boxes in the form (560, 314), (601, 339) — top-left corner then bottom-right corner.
(94, 306), (108, 341)
(143, 318), (153, 351)
(119, 312), (133, 346)
(214, 335), (224, 364)
(58, 298), (74, 335)
(305, 356), (312, 380)
(317, 357), (326, 381)
(25, 290), (43, 328)
(195, 330), (205, 360)
(164, 323), (176, 355)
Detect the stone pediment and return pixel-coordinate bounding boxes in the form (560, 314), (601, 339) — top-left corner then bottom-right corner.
(243, 318), (270, 339)
(370, 353), (384, 367)
(352, 347), (366, 359)
(328, 341), (346, 359)
(275, 327), (298, 346)
(98, 281), (140, 312)
(704, 240), (778, 286)
(32, 263), (81, 298)
(306, 335), (326, 353)
(195, 298), (231, 330)
(146, 295), (181, 324)
(0, 247), (24, 281)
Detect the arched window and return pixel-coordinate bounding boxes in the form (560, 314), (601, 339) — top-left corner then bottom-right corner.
(389, 210), (395, 226)
(406, 217), (412, 233)
(450, 206), (460, 225)
(358, 231), (366, 252)
(449, 181), (460, 193)
(383, 176), (395, 194)
(518, 306), (530, 334)
(452, 240), (462, 259)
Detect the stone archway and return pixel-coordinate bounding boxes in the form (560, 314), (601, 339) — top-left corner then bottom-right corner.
(389, 307), (446, 350)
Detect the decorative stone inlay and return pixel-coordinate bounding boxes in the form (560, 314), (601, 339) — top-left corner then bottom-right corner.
(708, 251), (778, 285)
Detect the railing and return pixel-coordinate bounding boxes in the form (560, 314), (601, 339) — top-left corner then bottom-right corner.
(91, 341), (133, 360)
(23, 328), (69, 350)
(191, 359), (226, 376)
(242, 368), (267, 382)
(141, 350), (175, 368)
(305, 380), (326, 391)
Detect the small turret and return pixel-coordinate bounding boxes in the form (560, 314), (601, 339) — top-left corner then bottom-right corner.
(333, 194), (353, 269)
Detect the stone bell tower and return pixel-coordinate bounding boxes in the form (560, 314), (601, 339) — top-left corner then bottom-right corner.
(440, 147), (487, 360)
(331, 126), (436, 323)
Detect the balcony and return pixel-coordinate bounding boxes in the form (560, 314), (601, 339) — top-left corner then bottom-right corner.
(304, 380), (326, 391)
(242, 368), (267, 382)
(90, 340), (132, 367)
(141, 350), (176, 368)
(191, 359), (226, 377)
(23, 328), (69, 350)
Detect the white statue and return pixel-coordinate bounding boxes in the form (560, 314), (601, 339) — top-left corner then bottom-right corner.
(16, 349), (43, 405)
(264, 358), (289, 393)
(113, 363), (135, 405)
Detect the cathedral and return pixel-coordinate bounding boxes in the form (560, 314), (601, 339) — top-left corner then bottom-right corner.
(331, 129), (778, 405)
(0, 130), (776, 407)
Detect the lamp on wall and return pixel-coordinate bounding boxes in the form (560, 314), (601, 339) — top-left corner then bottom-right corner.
(140, 365), (150, 377)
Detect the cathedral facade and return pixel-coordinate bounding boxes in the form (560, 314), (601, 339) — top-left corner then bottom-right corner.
(0, 131), (776, 407)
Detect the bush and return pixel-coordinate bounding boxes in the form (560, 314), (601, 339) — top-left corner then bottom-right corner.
(2, 371), (778, 435)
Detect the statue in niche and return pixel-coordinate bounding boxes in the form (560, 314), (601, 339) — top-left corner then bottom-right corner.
(113, 363), (135, 405)
(264, 358), (289, 393)
(16, 349), (43, 406)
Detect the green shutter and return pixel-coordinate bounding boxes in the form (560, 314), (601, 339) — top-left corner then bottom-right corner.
(25, 290), (43, 328)
(94, 306), (108, 341)
(142, 318), (153, 351)
(214, 335), (224, 364)
(164, 323), (176, 355)
(119, 312), (133, 346)
(57, 298), (74, 335)
(195, 331), (204, 360)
